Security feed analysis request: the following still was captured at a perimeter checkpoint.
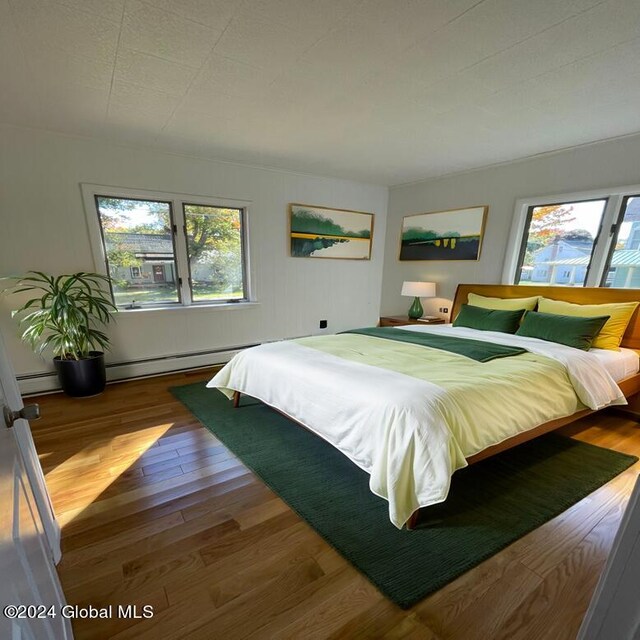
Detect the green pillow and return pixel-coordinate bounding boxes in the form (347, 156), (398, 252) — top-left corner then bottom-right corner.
(453, 304), (525, 334)
(516, 311), (610, 351)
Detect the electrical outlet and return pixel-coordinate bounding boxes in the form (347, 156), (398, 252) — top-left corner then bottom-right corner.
(439, 307), (449, 314)
(319, 320), (328, 329)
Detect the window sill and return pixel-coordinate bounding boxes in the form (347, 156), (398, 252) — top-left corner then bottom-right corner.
(116, 301), (260, 314)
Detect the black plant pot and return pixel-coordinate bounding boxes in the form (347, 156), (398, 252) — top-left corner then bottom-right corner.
(54, 351), (106, 397)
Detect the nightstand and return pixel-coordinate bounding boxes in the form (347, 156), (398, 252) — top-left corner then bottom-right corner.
(379, 316), (446, 327)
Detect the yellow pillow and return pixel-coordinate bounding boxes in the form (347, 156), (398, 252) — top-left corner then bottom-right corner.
(468, 293), (539, 312)
(537, 297), (639, 350)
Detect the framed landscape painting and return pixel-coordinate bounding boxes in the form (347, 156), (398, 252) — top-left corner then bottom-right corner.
(289, 203), (374, 260)
(399, 205), (488, 261)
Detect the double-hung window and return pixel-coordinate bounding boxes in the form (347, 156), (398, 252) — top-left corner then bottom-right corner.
(82, 186), (250, 309)
(504, 186), (640, 289)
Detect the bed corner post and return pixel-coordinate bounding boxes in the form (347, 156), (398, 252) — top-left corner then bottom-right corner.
(233, 391), (241, 408)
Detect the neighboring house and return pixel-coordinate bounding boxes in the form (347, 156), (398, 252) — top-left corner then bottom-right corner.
(105, 232), (177, 287)
(105, 231), (233, 292)
(605, 250), (640, 288)
(542, 251), (640, 288)
(529, 198), (640, 286)
(527, 239), (592, 284)
(607, 198), (640, 287)
(623, 198), (640, 247)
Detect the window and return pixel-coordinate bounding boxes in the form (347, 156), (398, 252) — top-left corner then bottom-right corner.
(504, 185), (640, 289)
(96, 196), (179, 307)
(602, 195), (640, 289)
(83, 186), (250, 309)
(513, 199), (607, 287)
(183, 204), (245, 303)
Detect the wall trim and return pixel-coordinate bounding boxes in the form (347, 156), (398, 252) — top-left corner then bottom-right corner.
(17, 344), (259, 396)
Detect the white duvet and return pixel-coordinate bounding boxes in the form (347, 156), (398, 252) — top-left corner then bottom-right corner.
(208, 326), (626, 528)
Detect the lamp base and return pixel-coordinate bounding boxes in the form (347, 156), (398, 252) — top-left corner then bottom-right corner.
(408, 296), (423, 319)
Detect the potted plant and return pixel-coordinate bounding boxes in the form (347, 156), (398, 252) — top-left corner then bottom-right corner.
(5, 271), (117, 397)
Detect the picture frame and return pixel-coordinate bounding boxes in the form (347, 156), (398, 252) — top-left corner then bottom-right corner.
(289, 203), (374, 260)
(399, 205), (488, 261)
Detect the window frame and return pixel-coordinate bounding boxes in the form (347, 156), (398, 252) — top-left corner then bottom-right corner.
(503, 184), (640, 288)
(180, 200), (250, 307)
(81, 184), (253, 310)
(510, 196), (609, 288)
(94, 193), (182, 308)
(599, 194), (640, 287)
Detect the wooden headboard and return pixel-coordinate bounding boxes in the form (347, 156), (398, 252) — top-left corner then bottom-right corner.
(451, 284), (640, 349)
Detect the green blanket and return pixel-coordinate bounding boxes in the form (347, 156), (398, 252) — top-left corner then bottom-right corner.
(342, 327), (527, 362)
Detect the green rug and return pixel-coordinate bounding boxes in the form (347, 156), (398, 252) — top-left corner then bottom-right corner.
(171, 382), (637, 609)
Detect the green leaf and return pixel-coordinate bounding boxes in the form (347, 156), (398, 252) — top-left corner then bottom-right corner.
(4, 270), (117, 356)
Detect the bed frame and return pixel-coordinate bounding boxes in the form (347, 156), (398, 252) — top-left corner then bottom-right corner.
(233, 283), (640, 529)
(454, 284), (640, 460)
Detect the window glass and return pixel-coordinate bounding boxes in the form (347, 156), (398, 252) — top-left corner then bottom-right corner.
(183, 204), (246, 302)
(95, 197), (179, 307)
(603, 196), (640, 288)
(515, 200), (607, 286)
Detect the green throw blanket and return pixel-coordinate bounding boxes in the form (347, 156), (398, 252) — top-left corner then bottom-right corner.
(342, 327), (527, 362)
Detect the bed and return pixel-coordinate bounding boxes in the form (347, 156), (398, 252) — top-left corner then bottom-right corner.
(208, 284), (640, 529)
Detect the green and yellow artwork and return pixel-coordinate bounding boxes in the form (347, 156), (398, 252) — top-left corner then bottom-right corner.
(400, 206), (488, 261)
(289, 204), (374, 259)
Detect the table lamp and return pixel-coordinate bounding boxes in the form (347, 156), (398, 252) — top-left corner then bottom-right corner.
(401, 281), (436, 319)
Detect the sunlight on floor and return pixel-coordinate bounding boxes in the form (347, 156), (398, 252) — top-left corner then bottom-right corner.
(46, 422), (175, 528)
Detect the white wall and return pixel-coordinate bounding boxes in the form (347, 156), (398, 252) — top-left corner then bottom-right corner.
(0, 126), (387, 388)
(382, 133), (640, 317)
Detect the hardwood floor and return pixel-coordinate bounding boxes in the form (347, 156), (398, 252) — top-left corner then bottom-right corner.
(30, 370), (640, 639)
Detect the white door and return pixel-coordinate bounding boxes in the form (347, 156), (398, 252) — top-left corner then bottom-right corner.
(0, 336), (60, 562)
(0, 334), (72, 640)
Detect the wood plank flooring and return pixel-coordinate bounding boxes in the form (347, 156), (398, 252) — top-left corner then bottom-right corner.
(29, 370), (640, 639)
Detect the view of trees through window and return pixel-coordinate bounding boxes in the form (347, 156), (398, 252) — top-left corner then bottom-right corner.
(516, 199), (607, 286)
(97, 197), (179, 307)
(184, 204), (244, 302)
(95, 195), (246, 307)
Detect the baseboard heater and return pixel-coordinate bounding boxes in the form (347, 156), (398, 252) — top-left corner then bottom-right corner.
(17, 342), (260, 396)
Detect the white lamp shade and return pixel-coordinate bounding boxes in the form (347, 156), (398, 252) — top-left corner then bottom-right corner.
(401, 281), (436, 297)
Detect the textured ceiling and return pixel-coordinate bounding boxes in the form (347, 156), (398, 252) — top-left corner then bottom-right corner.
(2, 0), (640, 185)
